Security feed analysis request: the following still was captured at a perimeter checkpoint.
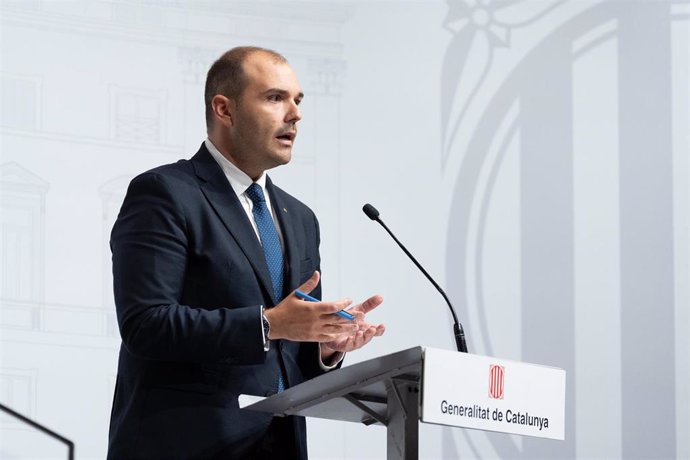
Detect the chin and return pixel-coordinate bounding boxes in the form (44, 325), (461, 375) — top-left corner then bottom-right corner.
(265, 152), (292, 171)
(275, 150), (293, 165)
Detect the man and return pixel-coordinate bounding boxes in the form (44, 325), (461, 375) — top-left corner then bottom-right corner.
(107, 46), (385, 459)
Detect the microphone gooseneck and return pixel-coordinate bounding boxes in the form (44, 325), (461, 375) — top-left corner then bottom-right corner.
(361, 203), (468, 353)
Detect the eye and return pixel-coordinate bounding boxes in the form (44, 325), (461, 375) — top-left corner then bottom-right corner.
(267, 94), (282, 102)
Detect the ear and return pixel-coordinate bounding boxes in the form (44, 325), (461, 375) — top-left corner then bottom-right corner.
(211, 95), (235, 127)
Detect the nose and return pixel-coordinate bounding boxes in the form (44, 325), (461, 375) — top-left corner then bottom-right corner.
(286, 101), (302, 124)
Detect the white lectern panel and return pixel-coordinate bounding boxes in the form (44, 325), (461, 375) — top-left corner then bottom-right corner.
(421, 347), (566, 440)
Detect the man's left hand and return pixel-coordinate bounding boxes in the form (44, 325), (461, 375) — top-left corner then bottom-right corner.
(321, 294), (385, 354)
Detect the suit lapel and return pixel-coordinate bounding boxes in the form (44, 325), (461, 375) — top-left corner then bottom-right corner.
(266, 177), (301, 293)
(190, 145), (275, 304)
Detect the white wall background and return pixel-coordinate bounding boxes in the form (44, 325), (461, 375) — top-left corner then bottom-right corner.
(0, 0), (688, 459)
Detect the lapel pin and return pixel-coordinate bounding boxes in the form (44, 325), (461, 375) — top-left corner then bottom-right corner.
(283, 208), (288, 213)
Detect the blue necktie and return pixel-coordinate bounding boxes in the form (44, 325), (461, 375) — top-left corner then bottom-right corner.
(246, 183), (284, 302)
(245, 183), (285, 392)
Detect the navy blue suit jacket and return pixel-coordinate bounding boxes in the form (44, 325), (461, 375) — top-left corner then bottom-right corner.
(107, 144), (327, 459)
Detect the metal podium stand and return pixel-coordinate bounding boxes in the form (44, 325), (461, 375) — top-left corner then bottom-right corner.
(241, 346), (425, 460)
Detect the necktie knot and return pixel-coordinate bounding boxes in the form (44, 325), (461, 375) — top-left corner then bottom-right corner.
(246, 183), (266, 204)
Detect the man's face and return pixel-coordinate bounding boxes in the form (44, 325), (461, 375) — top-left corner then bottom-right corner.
(226, 52), (303, 179)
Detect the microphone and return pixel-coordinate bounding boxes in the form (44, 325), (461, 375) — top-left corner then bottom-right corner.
(362, 203), (468, 353)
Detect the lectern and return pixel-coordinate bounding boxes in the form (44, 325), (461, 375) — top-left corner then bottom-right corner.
(240, 347), (565, 460)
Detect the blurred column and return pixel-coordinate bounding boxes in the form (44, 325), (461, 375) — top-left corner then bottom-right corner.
(519, 40), (575, 459)
(618, 4), (676, 459)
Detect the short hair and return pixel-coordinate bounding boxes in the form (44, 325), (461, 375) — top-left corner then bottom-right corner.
(204, 46), (288, 129)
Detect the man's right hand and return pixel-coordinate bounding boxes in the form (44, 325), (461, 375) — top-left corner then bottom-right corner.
(263, 271), (359, 342)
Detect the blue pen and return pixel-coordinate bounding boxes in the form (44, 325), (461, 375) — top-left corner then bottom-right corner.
(295, 290), (355, 321)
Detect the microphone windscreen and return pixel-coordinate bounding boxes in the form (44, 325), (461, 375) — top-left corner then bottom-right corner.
(362, 203), (380, 220)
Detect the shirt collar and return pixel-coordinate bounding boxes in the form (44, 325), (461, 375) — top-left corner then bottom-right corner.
(205, 138), (267, 197)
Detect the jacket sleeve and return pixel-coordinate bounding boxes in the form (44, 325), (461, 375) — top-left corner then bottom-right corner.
(111, 172), (265, 364)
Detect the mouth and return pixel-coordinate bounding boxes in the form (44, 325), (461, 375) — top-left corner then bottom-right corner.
(276, 131), (296, 146)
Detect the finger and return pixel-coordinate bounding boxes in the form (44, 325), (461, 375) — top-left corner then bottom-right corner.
(363, 326), (378, 342)
(316, 298), (353, 314)
(296, 271), (320, 295)
(356, 323), (383, 336)
(358, 294), (384, 314)
(352, 318), (374, 329)
(356, 322), (383, 333)
(351, 330), (373, 350)
(350, 310), (366, 322)
(323, 322), (359, 334)
(320, 332), (348, 343)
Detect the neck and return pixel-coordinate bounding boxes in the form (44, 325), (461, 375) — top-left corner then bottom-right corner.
(207, 134), (262, 181)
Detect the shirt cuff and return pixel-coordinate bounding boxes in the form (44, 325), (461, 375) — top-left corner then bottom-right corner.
(318, 343), (344, 370)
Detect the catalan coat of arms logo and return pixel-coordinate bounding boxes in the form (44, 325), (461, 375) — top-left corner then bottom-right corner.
(489, 364), (505, 399)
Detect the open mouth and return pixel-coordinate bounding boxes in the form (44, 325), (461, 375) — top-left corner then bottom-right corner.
(276, 131), (296, 144)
